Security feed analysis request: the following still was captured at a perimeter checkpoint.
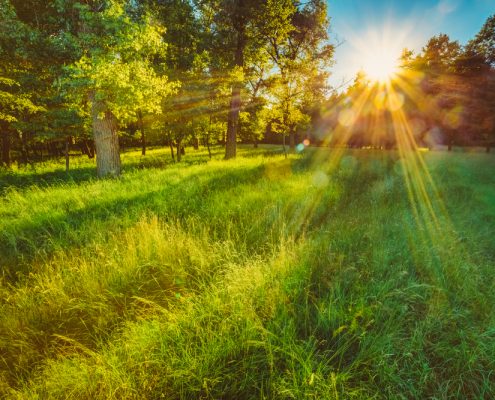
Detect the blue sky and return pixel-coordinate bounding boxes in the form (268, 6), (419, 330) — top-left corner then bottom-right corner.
(327, 0), (494, 89)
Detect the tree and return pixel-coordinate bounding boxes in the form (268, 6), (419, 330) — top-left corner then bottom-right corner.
(461, 14), (495, 151)
(196, 0), (266, 159)
(410, 34), (463, 150)
(239, 48), (271, 147)
(0, 0), (45, 166)
(134, 0), (202, 158)
(61, 1), (177, 177)
(4, 0), (177, 175)
(416, 34), (462, 75)
(257, 0), (333, 152)
(466, 14), (495, 68)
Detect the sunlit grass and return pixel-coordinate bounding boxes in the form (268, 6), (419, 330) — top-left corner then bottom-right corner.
(1, 146), (494, 398)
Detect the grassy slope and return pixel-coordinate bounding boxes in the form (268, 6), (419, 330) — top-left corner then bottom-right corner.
(1, 146), (494, 399)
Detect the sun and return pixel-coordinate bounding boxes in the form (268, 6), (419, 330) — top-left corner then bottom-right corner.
(344, 23), (408, 85)
(361, 46), (400, 83)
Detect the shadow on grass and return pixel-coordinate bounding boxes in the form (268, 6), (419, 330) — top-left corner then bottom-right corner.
(0, 146), (229, 193)
(0, 145), (291, 193)
(0, 166), (98, 193)
(0, 162), (269, 280)
(1, 150), (389, 281)
(0, 158), (198, 193)
(238, 145), (285, 158)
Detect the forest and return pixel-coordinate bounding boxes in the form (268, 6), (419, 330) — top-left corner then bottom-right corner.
(1, 1), (495, 399)
(1, 1), (494, 176)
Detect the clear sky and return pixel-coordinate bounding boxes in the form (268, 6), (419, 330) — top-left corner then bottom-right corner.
(327, 0), (494, 89)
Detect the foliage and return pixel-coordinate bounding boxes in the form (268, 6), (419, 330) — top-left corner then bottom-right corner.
(257, 0), (333, 146)
(466, 14), (495, 67)
(416, 33), (462, 74)
(61, 2), (177, 123)
(0, 77), (43, 123)
(0, 1), (44, 126)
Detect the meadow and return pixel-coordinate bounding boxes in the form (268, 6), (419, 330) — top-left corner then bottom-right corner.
(1, 145), (494, 399)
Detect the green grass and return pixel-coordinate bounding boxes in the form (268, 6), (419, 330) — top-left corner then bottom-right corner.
(1, 145), (494, 399)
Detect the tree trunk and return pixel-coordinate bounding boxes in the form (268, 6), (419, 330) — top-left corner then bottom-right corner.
(282, 134), (287, 159)
(176, 139), (182, 162)
(253, 136), (258, 148)
(225, 85), (241, 159)
(206, 114), (212, 159)
(20, 133), (29, 165)
(139, 111), (146, 156)
(225, 28), (245, 160)
(81, 140), (95, 158)
(65, 136), (70, 172)
(289, 130), (295, 150)
(486, 145), (491, 153)
(88, 140), (95, 158)
(1, 129), (11, 167)
(206, 133), (212, 159)
(168, 135), (175, 162)
(91, 96), (121, 178)
(448, 142), (452, 151)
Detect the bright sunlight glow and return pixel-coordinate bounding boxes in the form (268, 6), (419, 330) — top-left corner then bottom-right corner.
(361, 47), (399, 83)
(343, 22), (413, 86)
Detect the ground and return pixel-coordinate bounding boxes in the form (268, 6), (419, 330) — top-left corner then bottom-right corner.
(1, 145), (494, 399)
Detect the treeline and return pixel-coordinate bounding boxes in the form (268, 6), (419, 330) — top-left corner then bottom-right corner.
(1, 3), (493, 178)
(0, 0), (332, 176)
(319, 16), (495, 152)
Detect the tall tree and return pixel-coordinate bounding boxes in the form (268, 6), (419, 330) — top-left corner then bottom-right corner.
(5, 0), (176, 176)
(134, 0), (202, 158)
(412, 34), (463, 149)
(466, 14), (495, 68)
(60, 1), (177, 177)
(0, 0), (45, 166)
(258, 0), (333, 151)
(239, 54), (270, 147)
(416, 34), (461, 75)
(196, 0), (265, 159)
(462, 14), (495, 151)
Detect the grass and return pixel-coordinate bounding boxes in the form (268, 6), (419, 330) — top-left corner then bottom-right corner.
(1, 145), (494, 399)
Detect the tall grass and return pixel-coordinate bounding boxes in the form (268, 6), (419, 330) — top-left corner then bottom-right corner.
(1, 146), (494, 398)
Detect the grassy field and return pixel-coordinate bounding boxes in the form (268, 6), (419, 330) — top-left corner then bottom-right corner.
(1, 145), (494, 399)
